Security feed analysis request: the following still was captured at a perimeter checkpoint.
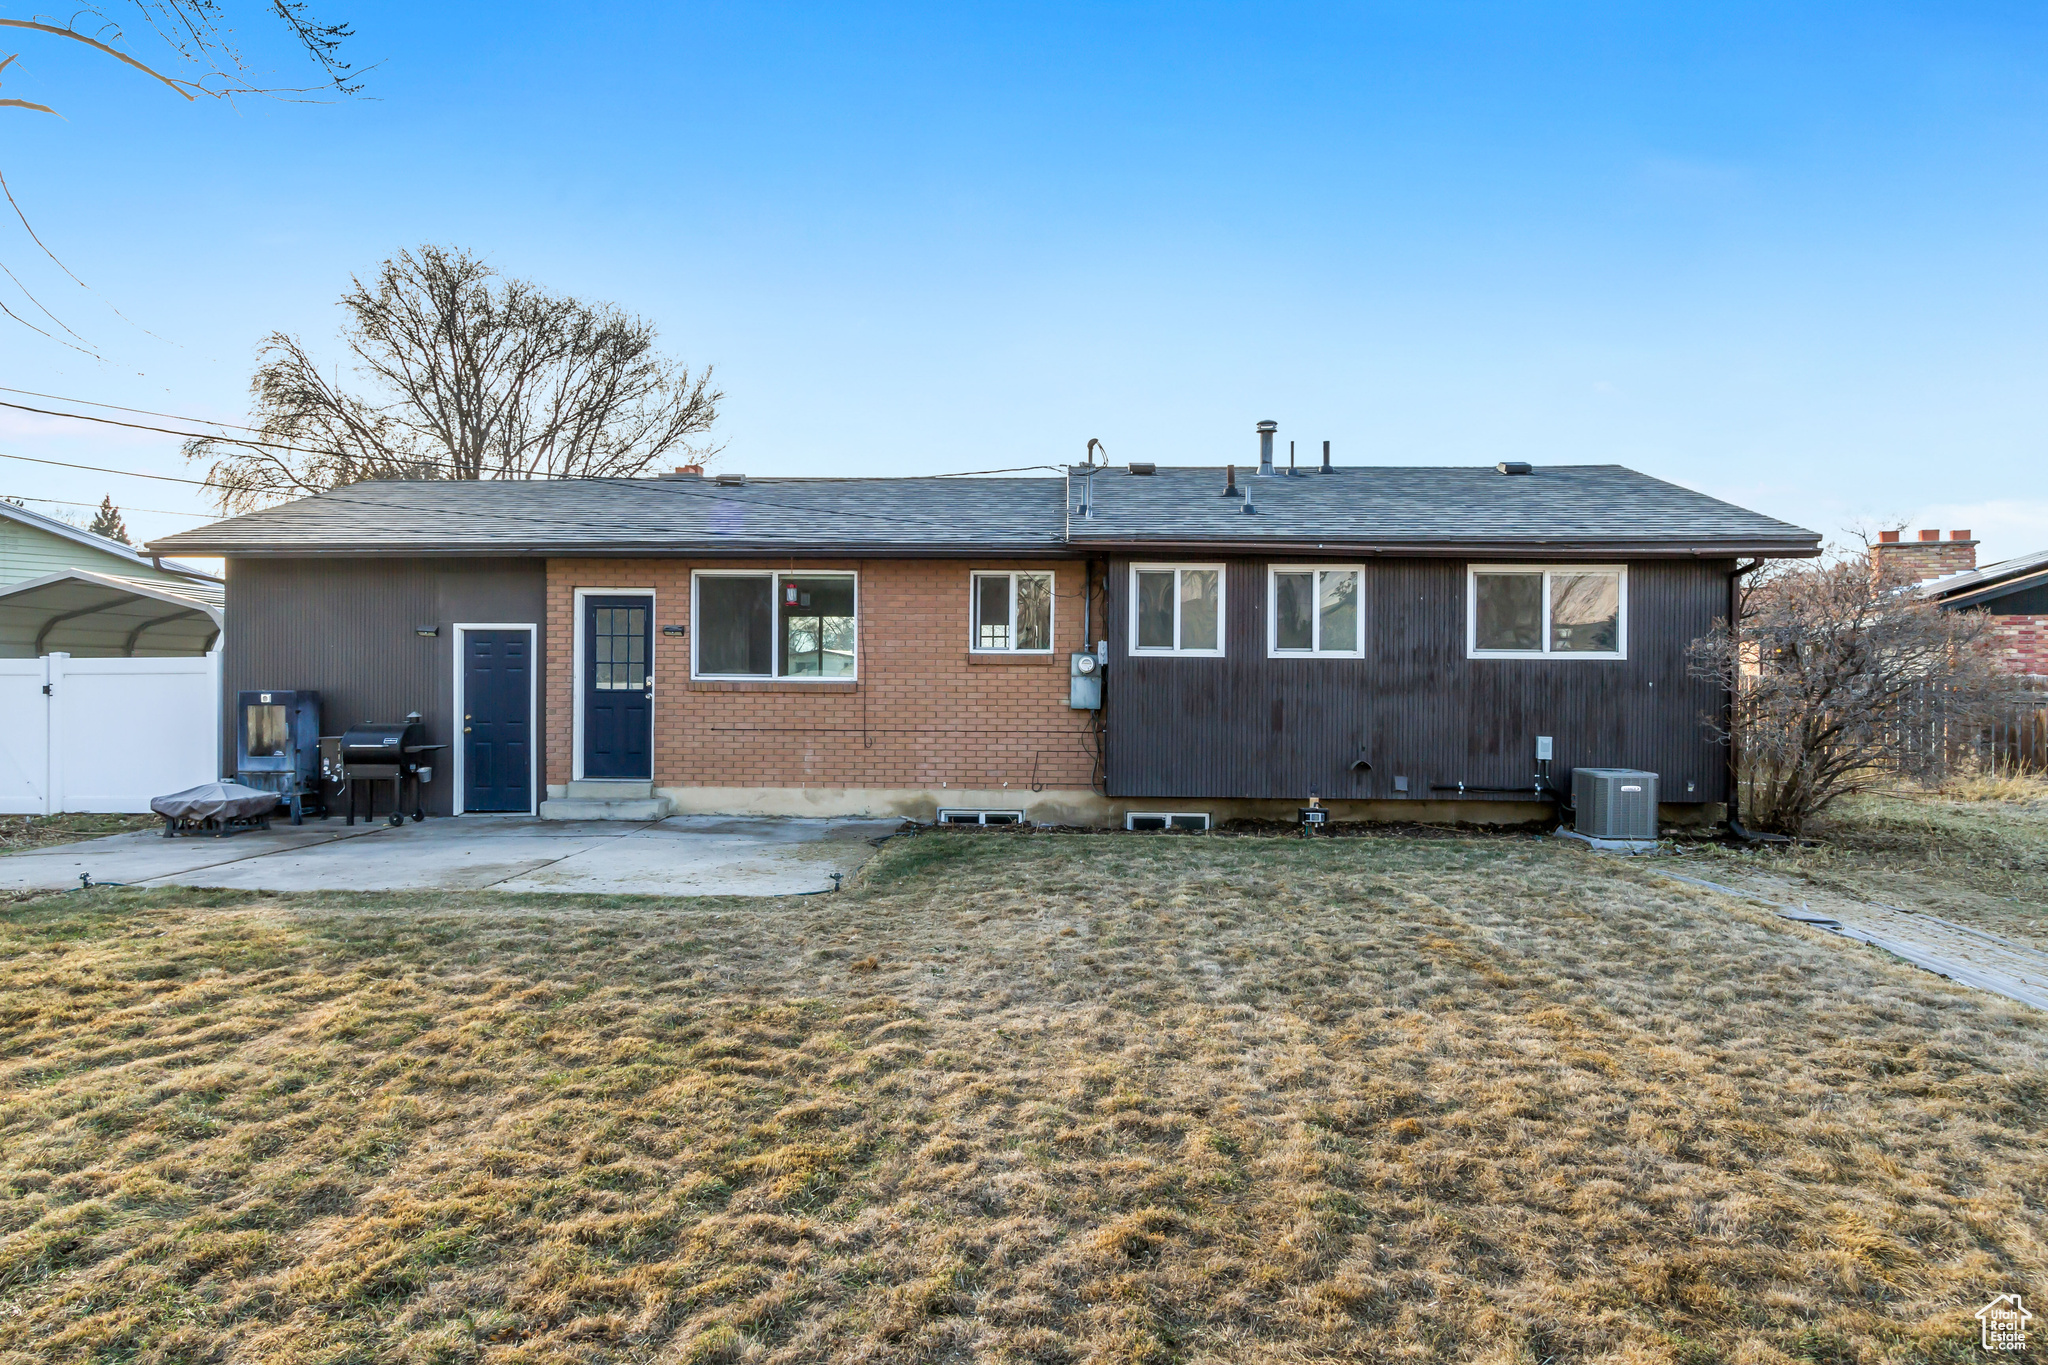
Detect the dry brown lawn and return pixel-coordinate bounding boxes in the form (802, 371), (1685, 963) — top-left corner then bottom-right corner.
(1693, 781), (2048, 949)
(0, 813), (158, 856)
(1, 827), (2043, 1364)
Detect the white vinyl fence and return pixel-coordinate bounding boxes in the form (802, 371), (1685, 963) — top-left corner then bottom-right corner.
(0, 653), (219, 814)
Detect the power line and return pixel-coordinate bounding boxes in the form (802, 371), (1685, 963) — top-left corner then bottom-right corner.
(0, 384), (271, 433)
(2, 493), (209, 518)
(0, 398), (422, 466)
(0, 449), (218, 487)
(0, 388), (1069, 481)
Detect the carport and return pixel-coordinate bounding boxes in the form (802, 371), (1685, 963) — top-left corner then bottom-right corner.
(0, 570), (224, 814)
(0, 569), (222, 658)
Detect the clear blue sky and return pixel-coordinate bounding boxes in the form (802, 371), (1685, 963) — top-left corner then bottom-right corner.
(2, 1), (2045, 560)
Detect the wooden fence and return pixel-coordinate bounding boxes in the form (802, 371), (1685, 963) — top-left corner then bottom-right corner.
(1884, 678), (2048, 777)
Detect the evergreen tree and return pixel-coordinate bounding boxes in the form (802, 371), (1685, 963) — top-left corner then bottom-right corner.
(87, 495), (130, 545)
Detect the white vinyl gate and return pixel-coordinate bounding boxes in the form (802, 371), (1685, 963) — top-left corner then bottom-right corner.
(0, 653), (220, 814)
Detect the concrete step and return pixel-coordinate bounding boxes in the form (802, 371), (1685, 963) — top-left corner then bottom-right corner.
(565, 779), (655, 800)
(539, 796), (673, 822)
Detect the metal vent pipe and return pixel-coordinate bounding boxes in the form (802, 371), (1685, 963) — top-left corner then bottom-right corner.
(1257, 420), (1277, 475)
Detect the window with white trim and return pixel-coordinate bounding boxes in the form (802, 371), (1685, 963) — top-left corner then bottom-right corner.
(1130, 564), (1225, 656)
(1467, 565), (1626, 659)
(1126, 812), (1210, 831)
(970, 571), (1054, 652)
(938, 808), (1026, 825)
(692, 571), (859, 679)
(1268, 566), (1363, 657)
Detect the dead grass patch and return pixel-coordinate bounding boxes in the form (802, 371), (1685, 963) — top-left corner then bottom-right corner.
(0, 813), (158, 855)
(1693, 787), (2048, 947)
(0, 831), (2041, 1363)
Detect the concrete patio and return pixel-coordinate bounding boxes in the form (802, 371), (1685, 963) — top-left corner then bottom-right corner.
(0, 814), (906, 897)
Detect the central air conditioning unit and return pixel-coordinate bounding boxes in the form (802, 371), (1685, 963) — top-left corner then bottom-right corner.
(1572, 768), (1658, 841)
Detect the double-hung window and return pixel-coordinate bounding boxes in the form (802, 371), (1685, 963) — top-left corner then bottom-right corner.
(1130, 564), (1225, 656)
(693, 570), (859, 679)
(1268, 566), (1364, 657)
(970, 571), (1054, 652)
(1468, 565), (1626, 659)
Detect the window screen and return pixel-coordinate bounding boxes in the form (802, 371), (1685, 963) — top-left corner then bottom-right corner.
(1474, 572), (1543, 652)
(696, 576), (773, 676)
(975, 574), (1012, 650)
(1274, 572), (1314, 651)
(1136, 570), (1175, 650)
(781, 575), (856, 677)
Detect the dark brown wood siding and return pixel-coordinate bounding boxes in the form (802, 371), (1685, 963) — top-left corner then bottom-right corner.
(222, 557), (547, 816)
(1102, 556), (1731, 805)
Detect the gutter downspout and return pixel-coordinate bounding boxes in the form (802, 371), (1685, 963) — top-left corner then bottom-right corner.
(1722, 557), (1786, 842)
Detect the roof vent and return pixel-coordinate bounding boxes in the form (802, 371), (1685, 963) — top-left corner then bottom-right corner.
(1127, 462), (1155, 475)
(715, 472), (747, 487)
(1496, 461), (1533, 476)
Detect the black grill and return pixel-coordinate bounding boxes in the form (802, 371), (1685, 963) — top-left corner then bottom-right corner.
(336, 718), (443, 826)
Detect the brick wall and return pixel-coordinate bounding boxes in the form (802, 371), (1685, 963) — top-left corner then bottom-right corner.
(1870, 528), (1977, 584)
(545, 557), (1099, 793)
(1990, 614), (2048, 676)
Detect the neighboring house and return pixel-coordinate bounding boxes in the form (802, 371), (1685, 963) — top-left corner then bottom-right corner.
(147, 442), (1819, 826)
(1884, 530), (2048, 677)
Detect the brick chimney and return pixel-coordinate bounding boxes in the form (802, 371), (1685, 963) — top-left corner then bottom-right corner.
(1870, 528), (1977, 585)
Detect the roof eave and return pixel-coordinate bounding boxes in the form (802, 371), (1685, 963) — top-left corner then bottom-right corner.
(152, 539), (1080, 559)
(1928, 566), (2048, 610)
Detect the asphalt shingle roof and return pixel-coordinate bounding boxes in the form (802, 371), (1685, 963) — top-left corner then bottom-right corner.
(1066, 464), (1819, 552)
(146, 464), (1820, 558)
(148, 476), (1073, 556)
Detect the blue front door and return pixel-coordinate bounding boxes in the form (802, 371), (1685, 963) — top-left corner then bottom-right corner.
(463, 629), (532, 812)
(583, 597), (652, 780)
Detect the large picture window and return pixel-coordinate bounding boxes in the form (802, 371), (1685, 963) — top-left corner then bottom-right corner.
(971, 571), (1054, 652)
(1468, 565), (1626, 659)
(1130, 564), (1225, 656)
(1268, 566), (1363, 657)
(693, 571), (859, 679)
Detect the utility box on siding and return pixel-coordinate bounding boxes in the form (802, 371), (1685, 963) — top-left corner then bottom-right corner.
(1069, 652), (1102, 710)
(1572, 768), (1658, 840)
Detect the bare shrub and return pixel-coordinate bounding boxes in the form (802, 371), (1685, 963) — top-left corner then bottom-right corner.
(1691, 553), (2013, 835)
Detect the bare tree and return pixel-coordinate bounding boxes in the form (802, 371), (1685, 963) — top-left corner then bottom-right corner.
(1690, 552), (2013, 835)
(2, 2), (357, 349)
(186, 245), (723, 511)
